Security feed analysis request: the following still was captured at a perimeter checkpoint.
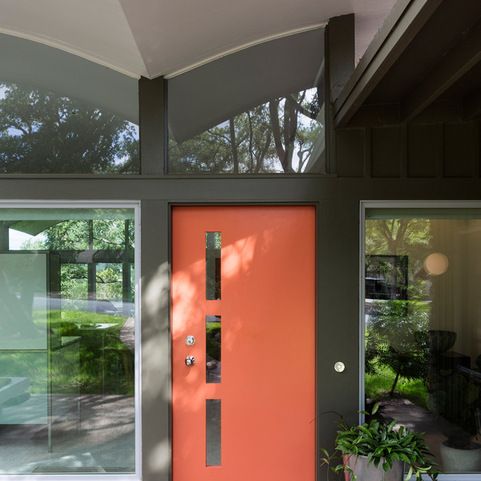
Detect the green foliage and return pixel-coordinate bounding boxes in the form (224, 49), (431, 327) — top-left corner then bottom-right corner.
(206, 323), (221, 361)
(365, 219), (432, 300)
(365, 364), (428, 408)
(96, 264), (124, 300)
(366, 300), (430, 395)
(0, 310), (133, 395)
(43, 219), (133, 251)
(0, 82), (139, 173)
(49, 310), (133, 394)
(17, 217), (135, 395)
(39, 218), (134, 302)
(365, 219), (431, 259)
(60, 264), (88, 299)
(321, 404), (438, 481)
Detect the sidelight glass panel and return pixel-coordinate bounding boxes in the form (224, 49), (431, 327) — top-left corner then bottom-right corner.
(206, 399), (221, 466)
(0, 207), (136, 474)
(364, 208), (481, 475)
(206, 232), (221, 300)
(206, 316), (221, 383)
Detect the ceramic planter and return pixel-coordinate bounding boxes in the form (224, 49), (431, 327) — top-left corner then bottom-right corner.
(343, 454), (404, 481)
(440, 441), (481, 473)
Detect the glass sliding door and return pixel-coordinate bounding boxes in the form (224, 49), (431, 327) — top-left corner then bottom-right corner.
(363, 206), (481, 475)
(0, 205), (138, 475)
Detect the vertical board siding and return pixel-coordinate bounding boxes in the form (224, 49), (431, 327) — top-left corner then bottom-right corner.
(336, 120), (481, 179)
(336, 128), (365, 177)
(444, 121), (477, 177)
(407, 123), (443, 178)
(371, 126), (402, 178)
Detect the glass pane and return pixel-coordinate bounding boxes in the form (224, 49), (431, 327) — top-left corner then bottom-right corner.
(206, 232), (221, 300)
(0, 207), (136, 474)
(206, 316), (221, 383)
(364, 210), (481, 475)
(0, 34), (139, 174)
(168, 29), (325, 174)
(206, 399), (221, 466)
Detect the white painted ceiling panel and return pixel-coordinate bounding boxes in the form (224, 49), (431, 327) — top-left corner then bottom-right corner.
(0, 0), (146, 77)
(0, 0), (397, 78)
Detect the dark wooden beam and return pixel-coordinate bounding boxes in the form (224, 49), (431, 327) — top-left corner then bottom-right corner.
(139, 76), (167, 175)
(326, 14), (355, 103)
(403, 20), (481, 121)
(464, 89), (481, 120)
(334, 0), (443, 127)
(325, 14), (355, 174)
(348, 103), (401, 127)
(349, 99), (463, 127)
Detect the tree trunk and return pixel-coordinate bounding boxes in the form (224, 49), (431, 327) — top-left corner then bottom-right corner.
(390, 371), (400, 397)
(229, 118), (239, 174)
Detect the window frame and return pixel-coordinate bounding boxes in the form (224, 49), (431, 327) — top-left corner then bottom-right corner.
(360, 199), (481, 481)
(0, 199), (142, 481)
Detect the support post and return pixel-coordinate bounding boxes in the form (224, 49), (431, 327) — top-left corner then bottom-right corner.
(139, 76), (168, 175)
(324, 14), (355, 175)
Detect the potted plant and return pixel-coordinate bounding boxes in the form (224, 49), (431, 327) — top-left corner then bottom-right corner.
(321, 404), (437, 481)
(440, 428), (481, 473)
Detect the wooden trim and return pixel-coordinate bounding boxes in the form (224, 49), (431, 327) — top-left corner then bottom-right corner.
(334, 0), (443, 127)
(403, 20), (481, 121)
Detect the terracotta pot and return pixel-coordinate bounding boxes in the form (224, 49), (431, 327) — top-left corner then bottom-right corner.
(343, 455), (404, 481)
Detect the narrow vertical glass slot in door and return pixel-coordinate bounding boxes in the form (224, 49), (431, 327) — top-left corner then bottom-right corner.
(206, 232), (221, 300)
(206, 316), (221, 383)
(206, 399), (221, 466)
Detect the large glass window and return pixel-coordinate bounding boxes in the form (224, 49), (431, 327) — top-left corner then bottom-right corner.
(364, 207), (481, 475)
(0, 206), (137, 474)
(168, 29), (325, 174)
(0, 35), (139, 174)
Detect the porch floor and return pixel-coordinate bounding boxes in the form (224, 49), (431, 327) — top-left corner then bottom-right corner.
(0, 394), (135, 474)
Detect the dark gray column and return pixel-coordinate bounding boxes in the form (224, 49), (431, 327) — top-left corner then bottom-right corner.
(139, 76), (168, 175)
(141, 200), (171, 481)
(0, 222), (9, 250)
(324, 14), (355, 175)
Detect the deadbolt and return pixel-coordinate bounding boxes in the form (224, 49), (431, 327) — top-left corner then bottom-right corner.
(185, 335), (195, 346)
(185, 355), (196, 367)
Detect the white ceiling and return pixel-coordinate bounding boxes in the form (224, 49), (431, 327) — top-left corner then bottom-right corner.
(0, 0), (397, 79)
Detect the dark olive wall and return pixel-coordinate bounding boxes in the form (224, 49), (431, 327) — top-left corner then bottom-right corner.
(336, 120), (481, 179)
(1, 171), (481, 480)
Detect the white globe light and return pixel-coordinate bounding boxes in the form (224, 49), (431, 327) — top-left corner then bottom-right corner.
(423, 252), (449, 276)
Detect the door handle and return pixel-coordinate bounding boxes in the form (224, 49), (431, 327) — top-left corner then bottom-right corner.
(185, 355), (196, 367)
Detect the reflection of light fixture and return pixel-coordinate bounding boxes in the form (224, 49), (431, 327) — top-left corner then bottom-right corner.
(423, 252), (449, 276)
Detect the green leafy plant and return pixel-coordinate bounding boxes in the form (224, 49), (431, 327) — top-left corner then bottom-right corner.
(321, 404), (438, 481)
(366, 300), (430, 396)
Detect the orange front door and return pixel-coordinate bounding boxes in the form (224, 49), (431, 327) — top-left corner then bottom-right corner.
(172, 206), (315, 481)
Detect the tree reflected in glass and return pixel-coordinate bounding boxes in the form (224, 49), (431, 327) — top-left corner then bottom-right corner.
(169, 88), (324, 174)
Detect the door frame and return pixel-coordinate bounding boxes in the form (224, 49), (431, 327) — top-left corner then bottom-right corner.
(167, 201), (320, 480)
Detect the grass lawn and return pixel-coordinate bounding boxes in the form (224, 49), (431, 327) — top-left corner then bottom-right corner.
(366, 364), (428, 408)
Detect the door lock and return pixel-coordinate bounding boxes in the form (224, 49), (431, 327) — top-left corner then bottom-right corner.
(185, 335), (195, 346)
(185, 355), (196, 367)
